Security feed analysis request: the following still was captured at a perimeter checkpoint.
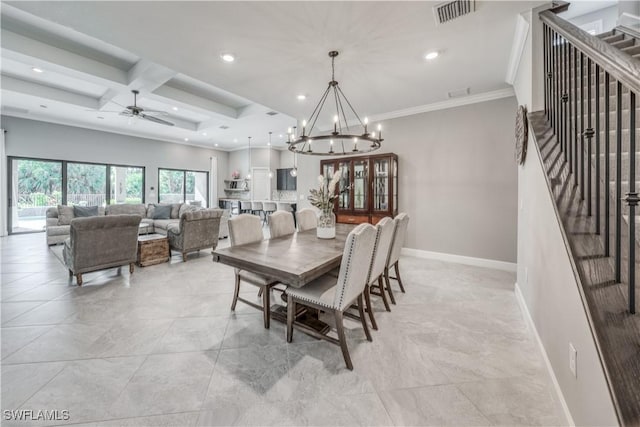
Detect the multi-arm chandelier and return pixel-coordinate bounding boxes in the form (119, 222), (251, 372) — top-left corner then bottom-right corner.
(287, 51), (383, 156)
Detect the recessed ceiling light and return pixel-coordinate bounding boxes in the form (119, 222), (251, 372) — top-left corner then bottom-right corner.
(214, 143), (219, 147)
(172, 107), (178, 111)
(267, 142), (271, 146)
(279, 134), (283, 138)
(184, 138), (189, 142)
(32, 67), (43, 73)
(233, 138), (238, 143)
(425, 51), (439, 60)
(202, 132), (207, 136)
(297, 94), (306, 101)
(221, 53), (235, 62)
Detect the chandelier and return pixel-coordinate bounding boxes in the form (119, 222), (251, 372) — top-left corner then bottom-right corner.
(287, 51), (383, 156)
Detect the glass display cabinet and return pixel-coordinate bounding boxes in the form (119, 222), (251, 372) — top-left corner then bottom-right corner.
(320, 153), (398, 224)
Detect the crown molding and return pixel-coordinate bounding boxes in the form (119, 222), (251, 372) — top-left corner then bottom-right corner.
(505, 13), (531, 85)
(366, 87), (516, 124)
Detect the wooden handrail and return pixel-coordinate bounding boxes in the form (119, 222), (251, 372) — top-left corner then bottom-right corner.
(540, 10), (640, 94)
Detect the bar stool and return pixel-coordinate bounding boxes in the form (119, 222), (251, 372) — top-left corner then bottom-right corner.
(251, 201), (264, 223)
(263, 201), (277, 224)
(240, 200), (252, 214)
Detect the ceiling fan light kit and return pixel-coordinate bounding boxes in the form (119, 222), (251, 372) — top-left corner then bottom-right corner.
(287, 51), (383, 156)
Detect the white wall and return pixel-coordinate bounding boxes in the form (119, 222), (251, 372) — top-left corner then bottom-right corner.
(1, 116), (228, 205)
(288, 96), (519, 264)
(567, 5), (619, 33)
(227, 147), (280, 196)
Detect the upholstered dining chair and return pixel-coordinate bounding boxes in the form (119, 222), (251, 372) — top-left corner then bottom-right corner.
(268, 211), (295, 238)
(286, 223), (377, 370)
(228, 214), (279, 328)
(384, 213), (410, 304)
(296, 208), (317, 232)
(364, 217), (396, 329)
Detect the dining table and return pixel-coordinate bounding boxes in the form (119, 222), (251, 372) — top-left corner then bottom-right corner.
(212, 223), (356, 333)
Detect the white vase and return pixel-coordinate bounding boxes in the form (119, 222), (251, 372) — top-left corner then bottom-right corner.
(317, 209), (336, 239)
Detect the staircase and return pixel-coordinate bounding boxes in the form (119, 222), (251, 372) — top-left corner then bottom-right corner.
(537, 7), (640, 425)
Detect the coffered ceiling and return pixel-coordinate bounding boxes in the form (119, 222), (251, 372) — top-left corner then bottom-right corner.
(1, 1), (554, 150)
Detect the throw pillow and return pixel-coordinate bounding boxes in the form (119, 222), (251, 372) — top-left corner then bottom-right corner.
(73, 205), (99, 218)
(152, 204), (171, 219)
(178, 203), (197, 218)
(170, 203), (181, 219)
(57, 205), (75, 225)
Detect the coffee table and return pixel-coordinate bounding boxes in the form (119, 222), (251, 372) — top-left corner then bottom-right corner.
(137, 233), (169, 267)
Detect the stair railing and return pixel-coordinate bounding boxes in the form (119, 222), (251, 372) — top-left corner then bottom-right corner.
(541, 8), (640, 313)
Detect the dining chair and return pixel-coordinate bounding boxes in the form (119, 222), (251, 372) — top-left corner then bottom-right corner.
(228, 214), (279, 328)
(268, 211), (295, 238)
(384, 213), (410, 304)
(262, 201), (277, 224)
(364, 217), (396, 329)
(286, 223), (377, 370)
(296, 208), (317, 231)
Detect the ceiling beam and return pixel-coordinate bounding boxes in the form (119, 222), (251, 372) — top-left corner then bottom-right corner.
(1, 74), (99, 109)
(152, 85), (238, 119)
(1, 29), (128, 86)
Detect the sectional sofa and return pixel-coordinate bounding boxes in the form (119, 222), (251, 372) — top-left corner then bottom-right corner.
(46, 203), (229, 246)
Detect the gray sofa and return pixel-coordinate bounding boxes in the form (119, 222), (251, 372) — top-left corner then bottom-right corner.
(167, 209), (223, 261)
(63, 215), (141, 286)
(46, 203), (229, 245)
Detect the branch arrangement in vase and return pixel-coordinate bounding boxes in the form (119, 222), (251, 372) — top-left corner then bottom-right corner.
(308, 171), (342, 211)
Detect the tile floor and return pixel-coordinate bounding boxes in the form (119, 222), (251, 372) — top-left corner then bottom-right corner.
(1, 232), (567, 426)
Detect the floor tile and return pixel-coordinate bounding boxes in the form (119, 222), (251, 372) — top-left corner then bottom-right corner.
(153, 316), (228, 353)
(1, 361), (66, 410)
(1, 301), (44, 325)
(379, 384), (492, 426)
(108, 351), (217, 418)
(1, 325), (53, 360)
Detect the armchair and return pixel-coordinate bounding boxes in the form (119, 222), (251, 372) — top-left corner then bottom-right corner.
(167, 209), (223, 261)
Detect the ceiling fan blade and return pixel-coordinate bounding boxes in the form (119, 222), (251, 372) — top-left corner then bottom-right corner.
(119, 110), (134, 117)
(140, 110), (170, 116)
(141, 113), (174, 126)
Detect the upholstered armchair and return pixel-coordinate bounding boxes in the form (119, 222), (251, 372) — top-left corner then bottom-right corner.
(63, 215), (141, 286)
(167, 209), (223, 261)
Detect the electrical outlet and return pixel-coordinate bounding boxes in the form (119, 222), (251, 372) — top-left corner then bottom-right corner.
(569, 343), (577, 378)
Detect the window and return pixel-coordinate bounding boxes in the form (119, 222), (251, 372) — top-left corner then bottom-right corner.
(7, 157), (145, 234)
(110, 166), (144, 204)
(159, 168), (208, 207)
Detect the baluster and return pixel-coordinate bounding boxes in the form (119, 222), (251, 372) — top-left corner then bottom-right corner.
(544, 25), (549, 119)
(574, 47), (579, 186)
(586, 58), (594, 216)
(605, 73), (610, 257)
(627, 91), (637, 314)
(562, 38), (568, 162)
(565, 40), (571, 172)
(615, 81), (622, 283)
(580, 52), (585, 200)
(595, 64), (601, 234)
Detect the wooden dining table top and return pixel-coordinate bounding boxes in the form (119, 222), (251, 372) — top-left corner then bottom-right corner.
(212, 223), (355, 288)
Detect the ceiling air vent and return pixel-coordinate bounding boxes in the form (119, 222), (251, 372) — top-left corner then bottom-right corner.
(266, 111), (278, 116)
(219, 125), (229, 130)
(434, 0), (475, 25)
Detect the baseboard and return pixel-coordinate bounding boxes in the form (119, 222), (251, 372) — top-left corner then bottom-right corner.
(400, 247), (517, 272)
(514, 282), (575, 426)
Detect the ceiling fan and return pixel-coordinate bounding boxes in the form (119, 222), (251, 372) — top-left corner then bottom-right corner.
(102, 90), (174, 126)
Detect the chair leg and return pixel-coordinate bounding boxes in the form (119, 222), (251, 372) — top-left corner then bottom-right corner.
(357, 294), (372, 342)
(377, 276), (391, 312)
(129, 263), (135, 274)
(68, 269), (73, 277)
(334, 310), (353, 370)
(262, 285), (271, 329)
(384, 268), (396, 305)
(257, 288), (263, 298)
(394, 262), (406, 293)
(76, 273), (83, 286)
(182, 253), (187, 262)
(286, 294), (295, 343)
(364, 284), (378, 330)
(231, 274), (241, 311)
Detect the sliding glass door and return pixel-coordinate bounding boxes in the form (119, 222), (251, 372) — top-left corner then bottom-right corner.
(67, 162), (107, 207)
(159, 168), (208, 207)
(8, 157), (145, 234)
(9, 158), (62, 233)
